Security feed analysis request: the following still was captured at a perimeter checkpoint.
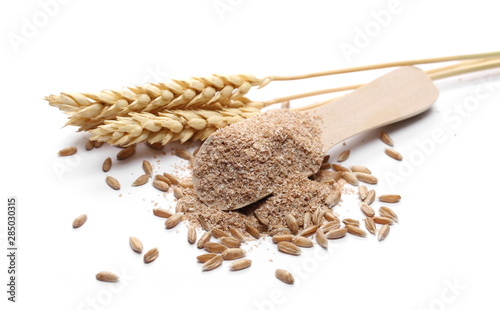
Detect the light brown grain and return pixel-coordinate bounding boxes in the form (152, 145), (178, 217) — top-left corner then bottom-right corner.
(58, 146), (77, 156)
(378, 224), (390, 241)
(354, 172), (378, 184)
(96, 271), (119, 282)
(358, 185), (368, 200)
(202, 254), (223, 271)
(221, 248), (245, 260)
(342, 171), (359, 186)
(230, 259), (252, 271)
(142, 160), (153, 176)
(204, 242), (228, 253)
(342, 218), (360, 227)
(285, 213), (299, 235)
(365, 189), (376, 205)
(275, 269), (294, 284)
(174, 148), (194, 161)
(360, 203), (375, 217)
(229, 227), (246, 243)
(173, 187), (184, 199)
(132, 174), (149, 186)
(153, 208), (172, 218)
(165, 212), (183, 229)
(143, 248), (159, 263)
(292, 236), (314, 248)
(379, 206), (398, 222)
(129, 237), (143, 253)
(211, 228), (231, 239)
(245, 223), (261, 239)
(105, 176), (120, 190)
(197, 231), (212, 249)
(364, 217), (376, 235)
(385, 148), (403, 161)
(325, 227), (347, 239)
(350, 165), (372, 174)
(102, 157), (112, 172)
(197, 253), (217, 263)
(187, 227), (197, 244)
(346, 225), (366, 237)
(272, 234), (294, 243)
(373, 216), (394, 225)
(162, 173), (180, 185)
(299, 225), (318, 238)
(86, 140), (95, 151)
(153, 180), (170, 192)
(380, 131), (394, 146)
(337, 149), (350, 162)
(219, 236), (241, 248)
(315, 229), (328, 249)
(379, 194), (401, 203)
(116, 146), (136, 160)
(72, 214), (87, 228)
(277, 241), (301, 255)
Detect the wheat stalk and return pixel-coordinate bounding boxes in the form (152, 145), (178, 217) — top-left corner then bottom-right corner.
(46, 74), (262, 131)
(89, 107), (261, 146)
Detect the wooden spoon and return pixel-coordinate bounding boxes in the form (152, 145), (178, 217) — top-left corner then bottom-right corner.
(194, 66), (439, 210)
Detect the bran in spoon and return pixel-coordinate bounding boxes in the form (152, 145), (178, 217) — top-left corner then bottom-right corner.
(192, 109), (325, 211)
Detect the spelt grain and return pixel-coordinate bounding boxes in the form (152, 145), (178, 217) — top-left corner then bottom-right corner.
(230, 259), (252, 271)
(105, 176), (120, 190)
(102, 157), (112, 172)
(275, 269), (294, 284)
(221, 248), (245, 260)
(378, 224), (390, 241)
(202, 254), (223, 271)
(277, 241), (301, 255)
(142, 160), (153, 176)
(379, 206), (398, 222)
(72, 214), (87, 228)
(96, 271), (119, 282)
(165, 212), (183, 229)
(292, 236), (314, 248)
(153, 180), (170, 192)
(188, 227), (197, 244)
(385, 148), (403, 161)
(337, 149), (350, 162)
(143, 248), (159, 263)
(364, 217), (376, 235)
(129, 237), (143, 253)
(197, 253), (217, 263)
(379, 194), (401, 203)
(132, 174), (149, 186)
(204, 242), (228, 254)
(153, 208), (172, 218)
(197, 231), (211, 249)
(58, 146), (77, 156)
(380, 131), (394, 146)
(116, 146), (135, 160)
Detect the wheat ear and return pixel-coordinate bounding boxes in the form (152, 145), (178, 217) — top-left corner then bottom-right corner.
(89, 107), (261, 146)
(45, 74), (261, 131)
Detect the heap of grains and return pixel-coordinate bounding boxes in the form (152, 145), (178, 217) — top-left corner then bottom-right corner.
(192, 109), (324, 211)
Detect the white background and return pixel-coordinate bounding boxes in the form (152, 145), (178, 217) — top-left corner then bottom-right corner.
(2, 0), (500, 309)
